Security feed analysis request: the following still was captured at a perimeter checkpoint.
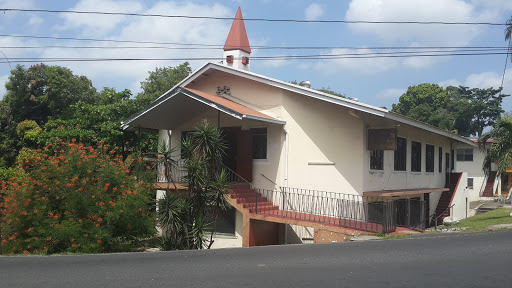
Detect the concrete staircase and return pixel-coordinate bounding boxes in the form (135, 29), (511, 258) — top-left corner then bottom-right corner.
(481, 171), (497, 197)
(229, 184), (279, 213)
(431, 173), (461, 226)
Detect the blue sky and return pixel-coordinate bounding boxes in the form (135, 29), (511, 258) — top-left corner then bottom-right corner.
(1, 0), (512, 112)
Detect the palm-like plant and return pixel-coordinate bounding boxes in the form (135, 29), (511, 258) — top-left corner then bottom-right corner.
(480, 117), (512, 178)
(157, 121), (229, 250)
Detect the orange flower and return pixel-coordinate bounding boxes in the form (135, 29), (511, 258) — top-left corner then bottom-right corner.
(96, 224), (100, 228)
(97, 240), (102, 244)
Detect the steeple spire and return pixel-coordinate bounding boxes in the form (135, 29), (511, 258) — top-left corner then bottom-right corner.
(224, 7), (251, 54)
(223, 7), (251, 71)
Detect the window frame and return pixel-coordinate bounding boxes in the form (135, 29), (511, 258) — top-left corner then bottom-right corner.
(438, 147), (443, 173)
(370, 150), (384, 171)
(394, 137), (407, 172)
(425, 144), (434, 173)
(411, 140), (422, 173)
(456, 148), (474, 162)
(250, 127), (268, 160)
(467, 178), (474, 189)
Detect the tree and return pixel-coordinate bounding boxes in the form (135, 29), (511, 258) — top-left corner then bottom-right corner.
(0, 102), (17, 167)
(157, 121), (229, 250)
(392, 84), (508, 137)
(3, 64), (96, 124)
(137, 62), (192, 107)
(480, 117), (512, 178)
(392, 83), (448, 127)
(457, 86), (508, 137)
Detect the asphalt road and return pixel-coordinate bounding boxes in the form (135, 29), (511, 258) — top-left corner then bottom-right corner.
(1, 230), (511, 288)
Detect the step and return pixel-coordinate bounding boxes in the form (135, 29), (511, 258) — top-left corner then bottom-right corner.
(245, 201), (275, 209)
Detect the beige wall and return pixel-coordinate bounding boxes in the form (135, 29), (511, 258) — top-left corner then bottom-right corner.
(362, 121), (451, 192)
(186, 70), (284, 119)
(280, 90), (365, 195)
(452, 143), (489, 201)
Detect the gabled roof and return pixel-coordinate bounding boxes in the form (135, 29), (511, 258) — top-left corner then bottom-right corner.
(224, 7), (251, 54)
(123, 62), (476, 147)
(121, 87), (284, 131)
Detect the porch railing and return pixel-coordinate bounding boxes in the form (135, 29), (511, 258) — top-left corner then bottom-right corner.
(256, 188), (396, 234)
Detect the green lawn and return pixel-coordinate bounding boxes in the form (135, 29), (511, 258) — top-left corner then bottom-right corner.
(434, 208), (512, 233)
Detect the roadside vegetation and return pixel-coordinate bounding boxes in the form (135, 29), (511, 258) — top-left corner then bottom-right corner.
(434, 208), (512, 233)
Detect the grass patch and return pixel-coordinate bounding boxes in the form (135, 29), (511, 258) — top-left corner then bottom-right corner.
(435, 208), (512, 233)
(378, 233), (416, 240)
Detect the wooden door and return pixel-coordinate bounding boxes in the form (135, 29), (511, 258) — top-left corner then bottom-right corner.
(237, 130), (253, 182)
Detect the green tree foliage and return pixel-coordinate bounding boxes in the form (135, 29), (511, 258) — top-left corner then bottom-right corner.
(392, 83), (448, 126)
(38, 88), (151, 151)
(0, 140), (155, 255)
(157, 121), (229, 250)
(0, 103), (17, 167)
(392, 84), (508, 137)
(3, 64), (96, 123)
(457, 87), (508, 137)
(137, 62), (192, 107)
(16, 120), (42, 148)
(480, 117), (512, 178)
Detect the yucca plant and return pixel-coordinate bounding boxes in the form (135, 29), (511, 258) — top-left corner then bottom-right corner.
(157, 121), (230, 250)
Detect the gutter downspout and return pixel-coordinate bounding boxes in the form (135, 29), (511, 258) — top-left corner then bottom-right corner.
(284, 127), (289, 244)
(284, 127), (289, 188)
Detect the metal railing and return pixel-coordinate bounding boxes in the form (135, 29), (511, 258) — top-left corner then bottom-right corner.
(254, 188), (397, 233)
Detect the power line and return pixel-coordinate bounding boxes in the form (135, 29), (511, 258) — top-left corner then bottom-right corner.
(0, 45), (509, 51)
(0, 34), (510, 51)
(0, 8), (507, 26)
(0, 52), (508, 64)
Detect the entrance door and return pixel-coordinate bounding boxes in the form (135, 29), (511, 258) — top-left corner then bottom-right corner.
(222, 128), (238, 172)
(237, 130), (253, 182)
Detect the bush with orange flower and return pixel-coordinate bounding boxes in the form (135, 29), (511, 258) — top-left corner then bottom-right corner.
(0, 139), (156, 255)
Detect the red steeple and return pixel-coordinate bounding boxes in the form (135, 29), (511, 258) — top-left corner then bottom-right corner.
(224, 7), (251, 54)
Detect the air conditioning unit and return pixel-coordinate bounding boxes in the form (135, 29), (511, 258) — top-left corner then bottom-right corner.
(242, 56), (249, 65)
(226, 55), (234, 63)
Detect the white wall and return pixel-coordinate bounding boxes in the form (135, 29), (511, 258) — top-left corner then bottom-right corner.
(449, 172), (470, 221)
(209, 210), (243, 249)
(363, 122), (450, 192)
(452, 143), (490, 200)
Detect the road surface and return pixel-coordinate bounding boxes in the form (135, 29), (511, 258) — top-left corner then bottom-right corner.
(1, 230), (511, 287)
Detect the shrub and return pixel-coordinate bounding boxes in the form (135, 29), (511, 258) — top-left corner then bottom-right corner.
(0, 140), (156, 255)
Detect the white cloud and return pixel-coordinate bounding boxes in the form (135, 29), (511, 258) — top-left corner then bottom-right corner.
(341, 0), (512, 72)
(28, 16), (44, 26)
(59, 0), (144, 37)
(0, 74), (8, 100)
(304, 3), (324, 21)
(346, 0), (486, 46)
(314, 48), (398, 74)
(37, 1), (233, 93)
(375, 88), (406, 99)
(439, 69), (512, 95)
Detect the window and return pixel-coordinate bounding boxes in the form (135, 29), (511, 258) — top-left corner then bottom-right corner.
(426, 144), (434, 173)
(370, 150), (384, 170)
(207, 207), (236, 235)
(411, 141), (422, 172)
(251, 128), (267, 159)
(456, 149), (473, 162)
(467, 178), (474, 189)
(394, 137), (407, 171)
(439, 147), (443, 173)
